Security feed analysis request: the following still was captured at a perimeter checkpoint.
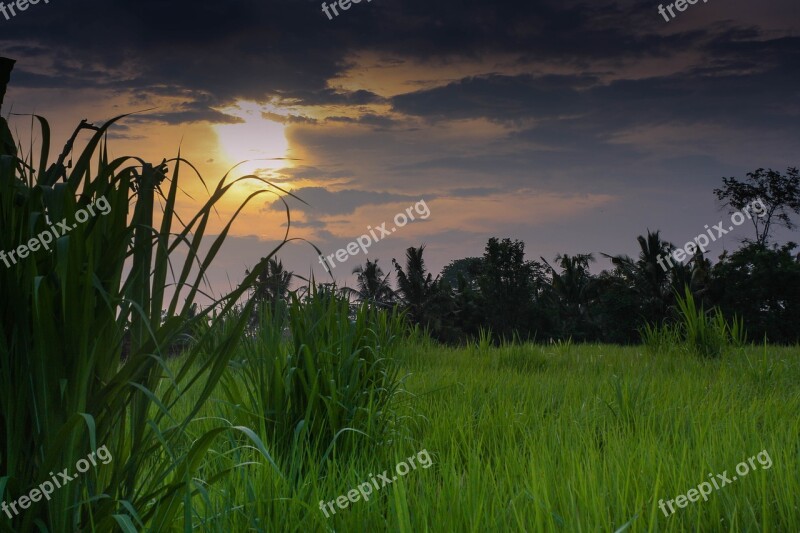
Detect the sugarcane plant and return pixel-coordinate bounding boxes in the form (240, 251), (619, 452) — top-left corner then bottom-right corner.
(0, 57), (301, 531)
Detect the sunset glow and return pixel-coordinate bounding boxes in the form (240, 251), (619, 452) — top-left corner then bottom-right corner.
(213, 101), (291, 176)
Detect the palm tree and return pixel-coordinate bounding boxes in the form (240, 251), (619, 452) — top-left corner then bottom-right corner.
(603, 230), (696, 322)
(393, 245), (441, 326)
(542, 253), (596, 339)
(247, 257), (293, 307)
(347, 259), (395, 308)
(544, 253), (595, 305)
(670, 247), (712, 302)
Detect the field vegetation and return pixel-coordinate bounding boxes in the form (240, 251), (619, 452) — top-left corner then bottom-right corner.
(1, 106), (798, 532)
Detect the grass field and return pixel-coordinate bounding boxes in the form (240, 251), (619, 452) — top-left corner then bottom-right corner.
(173, 338), (800, 532)
(2, 114), (797, 532)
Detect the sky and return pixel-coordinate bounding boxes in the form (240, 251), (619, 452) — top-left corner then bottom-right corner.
(2, 0), (799, 300)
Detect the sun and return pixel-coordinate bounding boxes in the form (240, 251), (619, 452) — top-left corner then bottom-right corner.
(213, 101), (291, 175)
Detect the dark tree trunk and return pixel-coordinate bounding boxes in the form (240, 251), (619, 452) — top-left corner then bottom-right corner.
(0, 57), (15, 113)
(0, 57), (16, 156)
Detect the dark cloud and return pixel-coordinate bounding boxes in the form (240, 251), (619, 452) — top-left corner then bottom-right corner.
(262, 112), (318, 125)
(325, 113), (397, 128)
(391, 73), (596, 122)
(391, 43), (799, 134)
(266, 166), (351, 183)
(4, 0), (798, 130)
(277, 89), (385, 106)
(266, 187), (429, 216)
(127, 108), (244, 126)
(288, 219), (328, 229)
(448, 187), (504, 197)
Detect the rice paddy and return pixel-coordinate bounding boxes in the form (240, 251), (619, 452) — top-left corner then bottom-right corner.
(173, 337), (800, 532)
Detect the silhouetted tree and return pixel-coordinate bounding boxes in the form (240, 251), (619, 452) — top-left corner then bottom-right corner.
(604, 230), (676, 324)
(708, 242), (800, 343)
(591, 269), (642, 343)
(542, 253), (597, 340)
(248, 257), (293, 307)
(478, 238), (538, 341)
(714, 167), (800, 247)
(440, 257), (482, 290)
(393, 246), (436, 323)
(347, 259), (395, 308)
(245, 257), (294, 330)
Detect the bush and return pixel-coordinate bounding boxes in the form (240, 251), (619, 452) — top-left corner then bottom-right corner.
(219, 287), (407, 467)
(640, 286), (746, 358)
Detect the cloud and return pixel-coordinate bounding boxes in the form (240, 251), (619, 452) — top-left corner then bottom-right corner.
(267, 187), (427, 216)
(5, 0), (798, 140)
(325, 113), (397, 128)
(262, 112), (318, 124)
(391, 73), (597, 122)
(448, 187), (504, 197)
(131, 108), (244, 125)
(276, 89), (385, 106)
(264, 166), (352, 184)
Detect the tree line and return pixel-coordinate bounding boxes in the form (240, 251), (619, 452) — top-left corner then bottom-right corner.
(248, 168), (800, 345)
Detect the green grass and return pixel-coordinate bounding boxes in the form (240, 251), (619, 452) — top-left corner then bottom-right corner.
(641, 287), (747, 359)
(163, 339), (799, 532)
(4, 114), (797, 531)
(0, 114), (301, 531)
